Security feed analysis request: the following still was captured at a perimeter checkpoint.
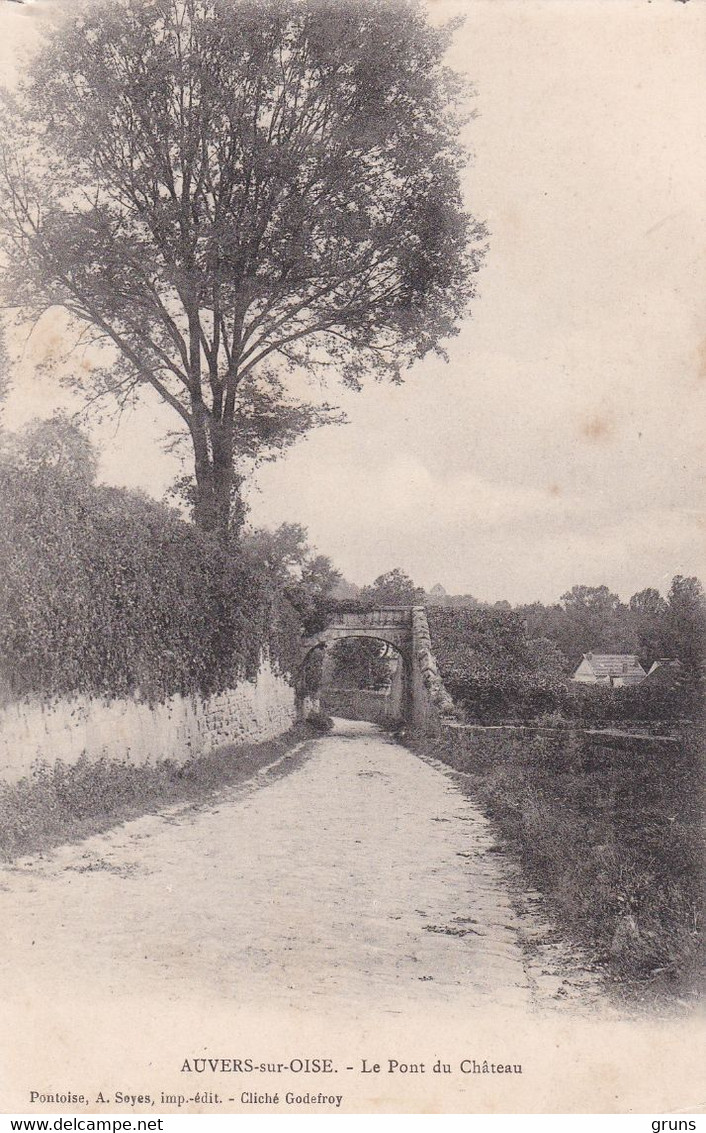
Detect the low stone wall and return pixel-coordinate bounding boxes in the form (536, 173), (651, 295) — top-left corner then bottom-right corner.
(0, 660), (296, 785)
(321, 687), (396, 725)
(435, 719), (680, 773)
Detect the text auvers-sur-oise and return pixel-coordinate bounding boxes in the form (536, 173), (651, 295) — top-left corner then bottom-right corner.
(180, 1058), (523, 1075)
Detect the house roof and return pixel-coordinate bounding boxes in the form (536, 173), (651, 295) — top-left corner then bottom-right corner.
(580, 653), (647, 677)
(647, 658), (682, 675)
(646, 659), (684, 682)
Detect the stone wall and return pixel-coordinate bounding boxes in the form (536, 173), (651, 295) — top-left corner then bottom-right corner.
(435, 720), (680, 772)
(411, 606), (455, 732)
(321, 687), (397, 725)
(0, 659), (296, 785)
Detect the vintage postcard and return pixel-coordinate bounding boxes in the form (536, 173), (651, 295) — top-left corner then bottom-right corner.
(0, 0), (703, 1118)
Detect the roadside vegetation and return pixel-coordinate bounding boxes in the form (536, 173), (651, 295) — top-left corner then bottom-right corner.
(414, 589), (705, 1007)
(0, 723), (317, 863)
(414, 723), (703, 1006)
(0, 417), (347, 707)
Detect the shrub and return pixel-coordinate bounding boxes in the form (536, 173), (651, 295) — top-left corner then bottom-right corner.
(306, 710), (334, 733)
(427, 607), (567, 724)
(557, 681), (702, 728)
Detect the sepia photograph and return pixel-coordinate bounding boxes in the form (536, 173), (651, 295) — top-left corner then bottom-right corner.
(0, 0), (703, 1118)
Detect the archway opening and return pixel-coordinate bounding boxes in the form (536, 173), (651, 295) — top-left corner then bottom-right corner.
(317, 636), (407, 726)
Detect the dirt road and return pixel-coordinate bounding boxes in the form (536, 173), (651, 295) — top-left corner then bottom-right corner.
(0, 720), (605, 1016)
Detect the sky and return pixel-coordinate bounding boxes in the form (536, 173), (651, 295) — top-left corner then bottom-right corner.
(1, 0), (704, 604)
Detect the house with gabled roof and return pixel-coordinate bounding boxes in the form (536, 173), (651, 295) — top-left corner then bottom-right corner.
(646, 658), (683, 678)
(571, 652), (647, 687)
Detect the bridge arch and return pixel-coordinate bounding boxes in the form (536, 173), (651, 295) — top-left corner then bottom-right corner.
(298, 607), (453, 734)
(302, 609), (413, 662)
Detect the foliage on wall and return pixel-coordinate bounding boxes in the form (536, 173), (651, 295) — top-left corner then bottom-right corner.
(0, 418), (302, 704)
(427, 607), (567, 723)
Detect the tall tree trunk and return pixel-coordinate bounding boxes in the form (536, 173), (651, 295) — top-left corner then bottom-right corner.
(190, 403), (219, 536)
(210, 419), (234, 541)
(190, 408), (242, 542)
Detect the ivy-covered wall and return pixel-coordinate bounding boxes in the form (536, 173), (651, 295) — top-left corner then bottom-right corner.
(0, 458), (307, 779)
(0, 464), (302, 706)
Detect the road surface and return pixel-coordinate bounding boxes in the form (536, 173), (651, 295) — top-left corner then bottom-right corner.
(0, 720), (605, 1016)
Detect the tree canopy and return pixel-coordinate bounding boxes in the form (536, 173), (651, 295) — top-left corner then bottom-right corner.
(0, 413), (99, 487)
(0, 0), (485, 537)
(240, 520), (341, 631)
(359, 567), (426, 606)
(428, 606), (567, 722)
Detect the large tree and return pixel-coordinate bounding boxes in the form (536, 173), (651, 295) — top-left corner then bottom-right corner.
(0, 0), (485, 537)
(665, 575), (706, 674)
(628, 586), (669, 666)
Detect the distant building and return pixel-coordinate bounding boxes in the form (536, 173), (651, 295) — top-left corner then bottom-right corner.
(644, 658), (684, 687)
(572, 653), (647, 687)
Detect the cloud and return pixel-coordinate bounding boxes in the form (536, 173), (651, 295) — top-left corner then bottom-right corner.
(251, 445), (704, 602)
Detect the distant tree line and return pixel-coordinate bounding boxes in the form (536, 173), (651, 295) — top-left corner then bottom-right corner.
(517, 581), (705, 676)
(326, 567), (705, 724)
(329, 566), (705, 676)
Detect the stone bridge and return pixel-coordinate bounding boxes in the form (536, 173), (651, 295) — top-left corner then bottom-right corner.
(300, 607), (454, 734)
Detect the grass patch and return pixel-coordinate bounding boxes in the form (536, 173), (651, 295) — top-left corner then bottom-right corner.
(411, 725), (704, 1005)
(0, 723), (316, 862)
